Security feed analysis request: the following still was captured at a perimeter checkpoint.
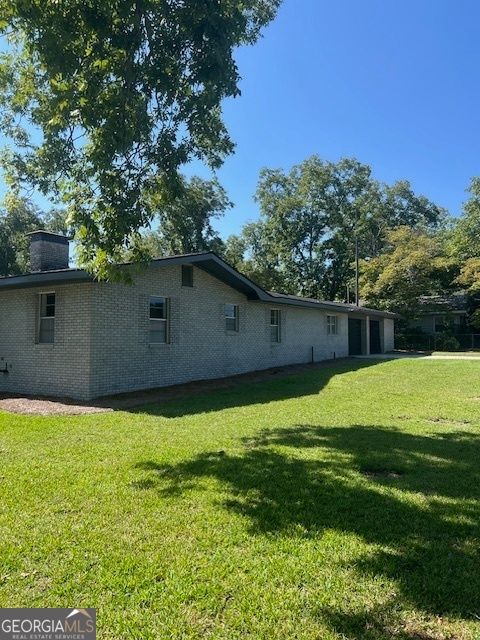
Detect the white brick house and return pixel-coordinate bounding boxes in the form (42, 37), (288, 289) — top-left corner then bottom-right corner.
(0, 232), (396, 400)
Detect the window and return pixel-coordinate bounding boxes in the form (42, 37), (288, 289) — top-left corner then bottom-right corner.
(225, 303), (239, 332)
(182, 264), (194, 287)
(38, 293), (55, 344)
(327, 315), (338, 335)
(149, 297), (169, 343)
(270, 309), (281, 342)
(434, 316), (449, 332)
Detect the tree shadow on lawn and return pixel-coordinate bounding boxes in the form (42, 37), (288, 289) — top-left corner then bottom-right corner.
(133, 424), (480, 629)
(128, 359), (381, 418)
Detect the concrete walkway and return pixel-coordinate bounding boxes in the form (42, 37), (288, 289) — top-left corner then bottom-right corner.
(355, 352), (480, 361)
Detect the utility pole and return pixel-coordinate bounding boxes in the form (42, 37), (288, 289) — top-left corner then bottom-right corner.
(355, 234), (359, 306)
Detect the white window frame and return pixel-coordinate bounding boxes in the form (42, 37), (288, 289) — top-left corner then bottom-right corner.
(37, 292), (56, 344)
(270, 309), (281, 343)
(149, 296), (170, 344)
(327, 314), (338, 336)
(225, 303), (239, 332)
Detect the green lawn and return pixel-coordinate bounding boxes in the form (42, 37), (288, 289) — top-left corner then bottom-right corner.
(1, 360), (480, 640)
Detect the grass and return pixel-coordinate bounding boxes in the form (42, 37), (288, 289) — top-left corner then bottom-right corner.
(1, 359), (480, 640)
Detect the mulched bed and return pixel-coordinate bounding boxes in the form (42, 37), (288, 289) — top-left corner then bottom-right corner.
(0, 357), (351, 416)
(0, 397), (111, 416)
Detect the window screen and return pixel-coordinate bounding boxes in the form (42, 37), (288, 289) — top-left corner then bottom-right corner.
(38, 293), (55, 344)
(327, 315), (338, 335)
(149, 297), (169, 343)
(225, 304), (239, 332)
(270, 309), (281, 342)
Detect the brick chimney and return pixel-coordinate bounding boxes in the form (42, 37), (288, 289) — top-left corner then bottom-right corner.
(27, 231), (70, 272)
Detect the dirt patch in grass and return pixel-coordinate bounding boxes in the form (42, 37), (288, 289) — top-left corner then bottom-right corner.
(0, 397), (112, 416)
(0, 358), (352, 416)
(427, 417), (472, 426)
(360, 468), (404, 479)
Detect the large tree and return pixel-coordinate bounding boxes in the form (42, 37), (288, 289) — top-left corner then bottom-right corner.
(144, 175), (231, 256)
(253, 156), (370, 297)
(0, 192), (41, 275)
(456, 259), (480, 294)
(239, 156), (446, 300)
(447, 177), (480, 296)
(0, 0), (280, 277)
(450, 177), (480, 262)
(222, 221), (286, 291)
(0, 192), (70, 275)
(360, 227), (453, 316)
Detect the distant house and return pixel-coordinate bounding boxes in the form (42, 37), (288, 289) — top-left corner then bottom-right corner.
(409, 294), (469, 334)
(0, 231), (397, 401)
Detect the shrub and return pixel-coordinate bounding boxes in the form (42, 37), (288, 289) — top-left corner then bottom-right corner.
(434, 334), (461, 351)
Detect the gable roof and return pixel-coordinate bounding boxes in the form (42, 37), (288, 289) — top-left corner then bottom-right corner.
(417, 293), (469, 314)
(0, 251), (398, 319)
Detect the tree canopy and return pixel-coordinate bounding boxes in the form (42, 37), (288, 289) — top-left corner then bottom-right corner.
(0, 0), (280, 277)
(133, 175), (231, 258)
(359, 227), (453, 317)
(449, 177), (480, 262)
(226, 156), (447, 301)
(0, 191), (67, 276)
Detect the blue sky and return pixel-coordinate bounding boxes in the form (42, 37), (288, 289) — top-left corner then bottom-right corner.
(2, 0), (480, 238)
(193, 0), (480, 237)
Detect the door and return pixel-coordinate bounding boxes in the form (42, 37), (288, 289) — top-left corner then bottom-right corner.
(348, 318), (363, 355)
(369, 320), (382, 354)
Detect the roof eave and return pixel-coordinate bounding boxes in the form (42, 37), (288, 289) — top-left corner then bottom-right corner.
(265, 293), (399, 319)
(0, 269), (92, 290)
(0, 251), (400, 319)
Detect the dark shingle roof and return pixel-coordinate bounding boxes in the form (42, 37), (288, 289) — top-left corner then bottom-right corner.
(0, 251), (399, 319)
(418, 293), (468, 313)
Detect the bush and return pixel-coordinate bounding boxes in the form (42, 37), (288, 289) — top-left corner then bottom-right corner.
(394, 332), (432, 351)
(469, 308), (480, 330)
(434, 334), (461, 351)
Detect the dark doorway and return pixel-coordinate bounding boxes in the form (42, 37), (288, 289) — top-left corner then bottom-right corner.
(348, 318), (363, 355)
(369, 320), (382, 354)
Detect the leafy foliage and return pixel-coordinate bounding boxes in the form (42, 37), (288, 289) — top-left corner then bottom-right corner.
(445, 178), (480, 297)
(0, 0), (280, 277)
(360, 227), (453, 316)
(457, 258), (480, 294)
(231, 156), (446, 300)
(0, 192), (69, 276)
(42, 207), (73, 237)
(433, 333), (461, 351)
(0, 192), (41, 275)
(469, 308), (480, 330)
(148, 175), (231, 255)
(222, 221), (289, 291)
(450, 177), (480, 261)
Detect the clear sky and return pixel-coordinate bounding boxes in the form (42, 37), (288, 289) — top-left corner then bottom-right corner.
(2, 0), (479, 238)
(189, 0), (480, 237)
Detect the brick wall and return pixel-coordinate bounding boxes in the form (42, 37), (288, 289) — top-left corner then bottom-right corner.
(88, 264), (350, 398)
(30, 237), (69, 272)
(0, 283), (92, 399)
(1, 264), (392, 401)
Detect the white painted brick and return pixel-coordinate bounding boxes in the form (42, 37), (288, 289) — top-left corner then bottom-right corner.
(0, 264), (386, 400)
